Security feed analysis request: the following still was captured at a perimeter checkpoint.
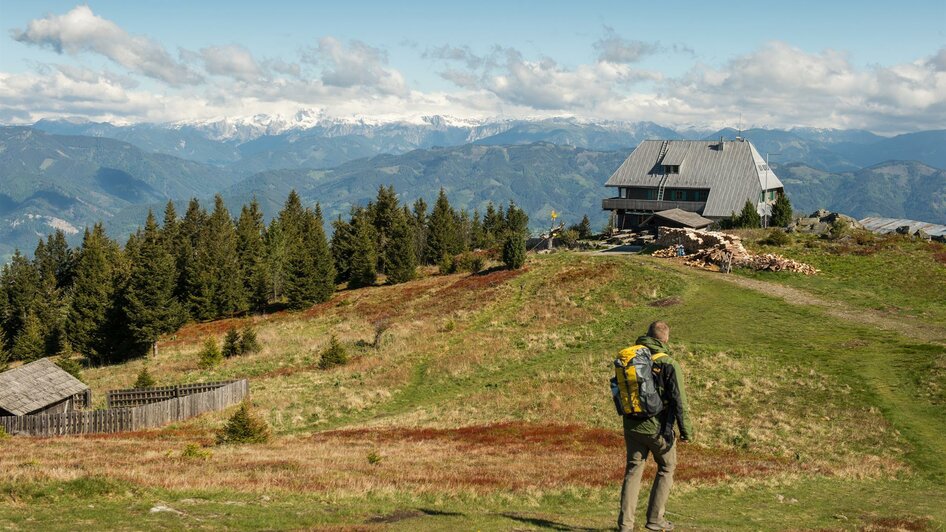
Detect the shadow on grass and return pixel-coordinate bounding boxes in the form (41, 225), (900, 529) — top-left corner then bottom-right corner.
(500, 512), (609, 531)
(364, 507), (464, 524)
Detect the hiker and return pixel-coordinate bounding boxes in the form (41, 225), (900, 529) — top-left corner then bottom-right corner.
(614, 321), (692, 532)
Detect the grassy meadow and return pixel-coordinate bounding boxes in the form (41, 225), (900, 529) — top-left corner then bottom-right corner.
(1, 234), (944, 531)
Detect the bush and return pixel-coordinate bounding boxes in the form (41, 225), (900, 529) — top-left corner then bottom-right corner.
(558, 229), (579, 248)
(55, 356), (84, 382)
(319, 335), (348, 369)
(437, 254), (454, 275)
(179, 443), (212, 460)
(197, 337), (222, 369)
(134, 366), (156, 388)
(239, 327), (262, 354)
(501, 233), (526, 269)
(828, 219), (849, 240)
(217, 401), (271, 445)
(222, 327), (241, 358)
(453, 251), (485, 274)
(760, 229), (791, 247)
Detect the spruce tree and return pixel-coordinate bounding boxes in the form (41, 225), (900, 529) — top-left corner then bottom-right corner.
(426, 188), (458, 264)
(504, 201), (530, 237)
(284, 200), (335, 309)
(236, 198), (270, 313)
(470, 210), (484, 250)
(411, 198), (428, 264)
(502, 232), (526, 270)
(457, 209), (472, 253)
(32, 238), (67, 357)
(385, 210), (417, 284)
(239, 326), (262, 354)
(161, 200), (180, 254)
(180, 199), (214, 320)
(1, 251), (39, 344)
(483, 202), (503, 249)
(197, 337), (222, 368)
(208, 195), (245, 317)
(348, 212), (378, 288)
(577, 215), (593, 239)
(67, 225), (120, 364)
(372, 185), (399, 273)
(330, 213), (357, 283)
(737, 199), (762, 228)
(0, 330), (9, 371)
(265, 218), (287, 302)
(222, 326), (241, 358)
(310, 204), (336, 303)
(124, 211), (184, 358)
(12, 311), (45, 362)
(134, 366), (157, 388)
(770, 193), (793, 227)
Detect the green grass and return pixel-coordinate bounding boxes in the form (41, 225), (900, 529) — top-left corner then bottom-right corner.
(3, 475), (943, 531)
(3, 250), (945, 530)
(741, 231), (946, 326)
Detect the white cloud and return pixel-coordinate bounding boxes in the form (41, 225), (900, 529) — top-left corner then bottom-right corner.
(433, 46), (660, 111)
(11, 5), (201, 85)
(305, 37), (408, 96)
(662, 42), (946, 132)
(198, 45), (263, 82)
(593, 27), (659, 64)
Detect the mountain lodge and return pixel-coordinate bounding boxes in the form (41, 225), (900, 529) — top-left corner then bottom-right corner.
(603, 138), (785, 229)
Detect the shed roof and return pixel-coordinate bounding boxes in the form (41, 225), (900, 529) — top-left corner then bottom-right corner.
(651, 208), (714, 229)
(0, 358), (88, 416)
(859, 217), (946, 237)
(605, 139), (784, 218)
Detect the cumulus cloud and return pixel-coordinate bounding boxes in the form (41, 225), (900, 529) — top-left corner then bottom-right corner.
(593, 27), (659, 64)
(431, 45), (660, 111)
(304, 37), (407, 96)
(198, 45), (263, 82)
(929, 47), (946, 72)
(664, 41), (946, 132)
(11, 5), (201, 86)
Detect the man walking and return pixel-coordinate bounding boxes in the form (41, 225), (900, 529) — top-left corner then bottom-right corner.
(617, 321), (692, 532)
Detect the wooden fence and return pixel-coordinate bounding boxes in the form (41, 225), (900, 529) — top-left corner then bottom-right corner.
(0, 379), (248, 437)
(107, 381), (235, 408)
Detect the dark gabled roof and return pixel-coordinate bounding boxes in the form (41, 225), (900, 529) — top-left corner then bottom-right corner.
(605, 139), (784, 218)
(651, 208), (714, 229)
(0, 358), (88, 416)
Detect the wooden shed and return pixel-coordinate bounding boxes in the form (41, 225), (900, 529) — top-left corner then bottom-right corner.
(0, 358), (90, 417)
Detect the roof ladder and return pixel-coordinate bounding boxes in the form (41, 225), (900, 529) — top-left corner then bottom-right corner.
(655, 140), (671, 202)
(656, 173), (670, 202)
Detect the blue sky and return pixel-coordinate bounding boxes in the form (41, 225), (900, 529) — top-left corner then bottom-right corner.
(1, 1), (944, 132)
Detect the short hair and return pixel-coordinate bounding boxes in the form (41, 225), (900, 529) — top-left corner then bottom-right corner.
(647, 321), (670, 342)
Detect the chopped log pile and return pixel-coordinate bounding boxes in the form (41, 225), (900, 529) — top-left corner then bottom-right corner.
(653, 227), (819, 275)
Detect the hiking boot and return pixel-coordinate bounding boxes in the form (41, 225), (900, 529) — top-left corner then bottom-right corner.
(645, 521), (674, 531)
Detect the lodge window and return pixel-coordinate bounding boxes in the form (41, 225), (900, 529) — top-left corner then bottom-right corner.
(664, 165), (680, 174)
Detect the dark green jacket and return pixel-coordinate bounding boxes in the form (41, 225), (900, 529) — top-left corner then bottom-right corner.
(622, 335), (694, 441)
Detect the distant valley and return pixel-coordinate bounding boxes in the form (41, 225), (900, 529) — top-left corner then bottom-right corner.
(2, 116), (945, 260)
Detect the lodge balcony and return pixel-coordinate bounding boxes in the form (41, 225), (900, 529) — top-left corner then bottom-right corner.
(601, 197), (707, 213)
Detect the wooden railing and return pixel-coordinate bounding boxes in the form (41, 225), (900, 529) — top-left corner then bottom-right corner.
(107, 381), (235, 408)
(0, 380), (248, 437)
(602, 198), (707, 213)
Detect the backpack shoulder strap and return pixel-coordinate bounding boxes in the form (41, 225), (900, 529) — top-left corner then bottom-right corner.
(650, 352), (668, 362)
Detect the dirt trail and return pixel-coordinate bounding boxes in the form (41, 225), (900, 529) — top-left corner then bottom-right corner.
(648, 257), (946, 344)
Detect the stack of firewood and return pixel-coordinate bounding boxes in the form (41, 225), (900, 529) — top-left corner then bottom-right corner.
(669, 245), (819, 275)
(652, 246), (678, 258)
(742, 253), (820, 275)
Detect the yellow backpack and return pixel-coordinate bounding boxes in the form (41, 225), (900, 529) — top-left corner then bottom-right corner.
(611, 345), (667, 417)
